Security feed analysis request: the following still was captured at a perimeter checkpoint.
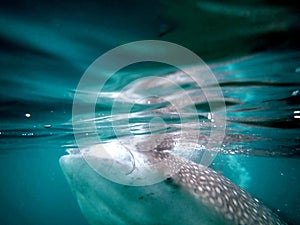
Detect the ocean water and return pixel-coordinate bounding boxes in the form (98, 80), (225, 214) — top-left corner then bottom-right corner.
(1, 1), (300, 225)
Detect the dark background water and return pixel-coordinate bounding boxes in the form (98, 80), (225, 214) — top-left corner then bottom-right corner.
(0, 1), (300, 225)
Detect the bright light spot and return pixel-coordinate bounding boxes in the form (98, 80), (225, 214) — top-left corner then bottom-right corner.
(292, 90), (299, 96)
(208, 112), (212, 120)
(207, 113), (215, 122)
(22, 132), (34, 136)
(294, 110), (300, 119)
(25, 113), (31, 118)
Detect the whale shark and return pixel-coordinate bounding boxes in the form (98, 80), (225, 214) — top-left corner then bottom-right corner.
(59, 134), (286, 225)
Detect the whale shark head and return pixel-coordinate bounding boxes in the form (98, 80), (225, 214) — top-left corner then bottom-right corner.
(60, 154), (229, 225)
(59, 135), (286, 225)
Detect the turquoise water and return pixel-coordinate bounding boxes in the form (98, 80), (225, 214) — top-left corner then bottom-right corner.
(1, 1), (300, 225)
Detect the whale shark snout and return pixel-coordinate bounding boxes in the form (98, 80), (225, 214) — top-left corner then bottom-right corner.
(60, 154), (229, 225)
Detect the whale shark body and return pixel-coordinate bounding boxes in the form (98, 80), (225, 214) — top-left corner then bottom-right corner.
(60, 136), (286, 225)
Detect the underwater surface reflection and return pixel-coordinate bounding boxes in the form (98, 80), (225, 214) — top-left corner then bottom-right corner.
(0, 1), (300, 225)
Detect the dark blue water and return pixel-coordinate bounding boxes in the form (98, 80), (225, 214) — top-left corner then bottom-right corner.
(1, 1), (300, 225)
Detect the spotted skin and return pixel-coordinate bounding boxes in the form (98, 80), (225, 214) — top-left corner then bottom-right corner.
(137, 135), (286, 225)
(170, 158), (284, 225)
